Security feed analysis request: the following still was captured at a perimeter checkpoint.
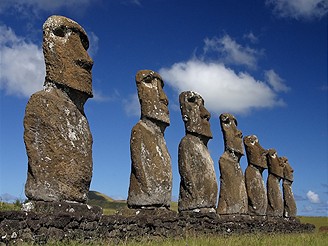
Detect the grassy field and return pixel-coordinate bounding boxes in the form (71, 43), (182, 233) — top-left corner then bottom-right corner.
(39, 233), (328, 246)
(299, 216), (328, 232)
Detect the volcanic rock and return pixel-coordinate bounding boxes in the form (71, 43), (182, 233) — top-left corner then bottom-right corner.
(177, 91), (218, 212)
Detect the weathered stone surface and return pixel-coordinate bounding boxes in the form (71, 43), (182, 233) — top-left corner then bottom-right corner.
(177, 92), (218, 212)
(244, 135), (267, 169)
(219, 113), (244, 156)
(0, 210), (315, 244)
(217, 113), (248, 215)
(43, 15), (93, 97)
(135, 70), (170, 125)
(281, 157), (297, 218)
(266, 149), (284, 217)
(21, 201), (103, 220)
(244, 135), (268, 215)
(24, 15), (93, 203)
(127, 70), (172, 208)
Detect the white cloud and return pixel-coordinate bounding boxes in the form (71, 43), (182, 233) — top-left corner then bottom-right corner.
(266, 0), (328, 20)
(243, 32), (259, 44)
(123, 93), (140, 117)
(0, 25), (44, 97)
(203, 35), (262, 69)
(265, 69), (290, 92)
(160, 59), (285, 115)
(88, 32), (99, 58)
(306, 190), (321, 203)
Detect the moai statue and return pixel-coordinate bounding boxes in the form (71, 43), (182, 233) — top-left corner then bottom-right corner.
(127, 70), (172, 209)
(244, 135), (268, 216)
(24, 15), (94, 203)
(178, 91), (218, 213)
(281, 157), (297, 218)
(217, 113), (248, 215)
(266, 149), (284, 217)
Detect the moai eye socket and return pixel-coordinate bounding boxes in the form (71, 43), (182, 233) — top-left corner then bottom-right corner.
(142, 75), (153, 83)
(188, 96), (196, 103)
(53, 26), (67, 37)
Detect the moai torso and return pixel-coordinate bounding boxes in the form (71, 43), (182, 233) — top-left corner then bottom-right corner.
(217, 113), (248, 215)
(282, 157), (297, 218)
(127, 70), (172, 209)
(266, 149), (284, 217)
(24, 15), (93, 203)
(178, 91), (218, 213)
(244, 135), (268, 216)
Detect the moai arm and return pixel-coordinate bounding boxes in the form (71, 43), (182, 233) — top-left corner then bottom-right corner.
(178, 137), (197, 199)
(129, 123), (151, 196)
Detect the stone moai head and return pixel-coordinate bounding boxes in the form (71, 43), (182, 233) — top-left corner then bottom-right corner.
(219, 113), (244, 157)
(243, 135), (268, 169)
(179, 91), (212, 139)
(136, 70), (170, 125)
(43, 15), (93, 97)
(281, 157), (294, 182)
(267, 149), (284, 178)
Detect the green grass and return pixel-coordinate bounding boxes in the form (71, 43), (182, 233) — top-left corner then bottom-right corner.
(0, 201), (21, 211)
(32, 233), (328, 246)
(299, 216), (328, 232)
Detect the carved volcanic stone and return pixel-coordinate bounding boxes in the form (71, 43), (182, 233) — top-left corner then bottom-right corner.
(24, 88), (92, 202)
(24, 15), (93, 203)
(127, 70), (172, 208)
(244, 135), (268, 215)
(178, 92), (218, 212)
(217, 113), (248, 215)
(266, 149), (284, 217)
(282, 157), (297, 218)
(43, 15), (93, 97)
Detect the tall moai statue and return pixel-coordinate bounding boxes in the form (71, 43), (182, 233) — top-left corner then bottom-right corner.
(24, 15), (94, 203)
(127, 70), (172, 209)
(281, 157), (297, 218)
(217, 113), (248, 215)
(178, 91), (218, 213)
(244, 135), (268, 216)
(266, 149), (284, 217)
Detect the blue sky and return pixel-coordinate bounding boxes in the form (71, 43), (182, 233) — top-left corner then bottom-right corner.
(0, 0), (327, 216)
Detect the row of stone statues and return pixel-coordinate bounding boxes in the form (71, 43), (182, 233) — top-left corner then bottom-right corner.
(125, 69), (296, 218)
(23, 15), (296, 219)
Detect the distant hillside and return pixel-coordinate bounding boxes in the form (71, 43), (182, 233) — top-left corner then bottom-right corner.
(87, 191), (127, 214)
(87, 191), (178, 214)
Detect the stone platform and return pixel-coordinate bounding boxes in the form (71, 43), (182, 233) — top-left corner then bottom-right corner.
(0, 202), (315, 244)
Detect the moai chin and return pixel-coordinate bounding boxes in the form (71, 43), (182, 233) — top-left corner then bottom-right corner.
(266, 149), (284, 217)
(127, 70), (172, 209)
(244, 135), (268, 216)
(217, 113), (248, 215)
(281, 157), (297, 218)
(24, 15), (94, 203)
(178, 91), (218, 213)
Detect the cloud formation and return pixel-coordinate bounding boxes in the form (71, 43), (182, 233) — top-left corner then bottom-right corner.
(0, 25), (44, 97)
(160, 34), (289, 115)
(88, 32), (99, 59)
(123, 93), (140, 117)
(265, 69), (291, 92)
(203, 35), (262, 69)
(266, 0), (328, 20)
(306, 190), (321, 203)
